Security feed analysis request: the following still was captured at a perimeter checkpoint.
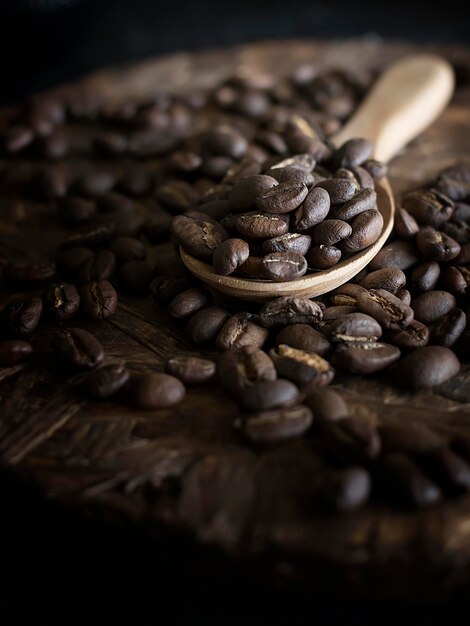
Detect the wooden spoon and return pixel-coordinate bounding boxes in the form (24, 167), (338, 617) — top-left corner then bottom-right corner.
(181, 54), (454, 301)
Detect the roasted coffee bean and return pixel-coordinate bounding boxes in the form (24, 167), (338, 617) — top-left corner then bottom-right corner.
(315, 178), (357, 204)
(336, 165), (374, 191)
(360, 268), (406, 294)
(74, 171), (116, 197)
(255, 180), (308, 214)
(270, 344), (334, 386)
(259, 296), (323, 328)
(150, 276), (192, 302)
(268, 154), (316, 173)
(340, 209), (384, 253)
(311, 219), (351, 246)
(326, 312), (382, 342)
(328, 292), (358, 307)
(202, 125), (248, 158)
(172, 215), (228, 261)
(436, 164), (470, 201)
(386, 319), (430, 349)
(322, 416), (381, 464)
(377, 453), (441, 506)
(396, 289), (411, 305)
(1, 297), (43, 336)
(333, 341), (400, 374)
(168, 150), (203, 173)
(80, 280), (118, 320)
(227, 175), (278, 212)
(394, 207), (419, 239)
(238, 255), (264, 277)
(44, 283), (80, 320)
(58, 197), (96, 225)
(238, 378), (299, 411)
(305, 387), (349, 429)
(156, 180), (200, 212)
(443, 220), (470, 245)
(323, 467), (371, 512)
(293, 187), (330, 231)
(411, 261), (441, 292)
(380, 421), (443, 455)
(362, 159), (387, 181)
(165, 355), (216, 385)
(402, 188), (454, 227)
(262, 233), (311, 256)
(201, 183), (232, 203)
(127, 372), (186, 409)
(331, 188), (377, 221)
(60, 223), (115, 249)
(411, 291), (456, 324)
(333, 138), (372, 169)
(0, 338), (33, 366)
(117, 169), (154, 197)
(84, 363), (130, 399)
(397, 346), (460, 390)
(276, 324), (330, 357)
(223, 158), (262, 184)
(56, 247), (94, 275)
(261, 251), (307, 281)
(54, 327), (104, 370)
(108, 236), (146, 264)
(431, 308), (466, 347)
(236, 212), (289, 239)
(118, 260), (153, 295)
(269, 166), (314, 187)
(416, 227), (461, 261)
(454, 202), (470, 221)
(335, 283), (368, 299)
(254, 129), (288, 156)
(369, 240), (419, 271)
(213, 238), (250, 275)
(185, 306), (230, 344)
(322, 305), (358, 320)
(307, 245), (341, 269)
(168, 289), (208, 320)
(423, 449), (470, 494)
(357, 289), (413, 329)
(442, 265), (470, 294)
(5, 260), (56, 288)
(243, 404), (313, 444)
(77, 250), (116, 284)
(217, 346), (277, 396)
(216, 313), (268, 350)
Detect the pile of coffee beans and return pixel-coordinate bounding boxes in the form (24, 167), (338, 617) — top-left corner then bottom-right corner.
(0, 64), (469, 514)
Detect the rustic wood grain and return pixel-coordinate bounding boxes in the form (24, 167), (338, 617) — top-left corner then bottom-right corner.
(1, 38), (470, 601)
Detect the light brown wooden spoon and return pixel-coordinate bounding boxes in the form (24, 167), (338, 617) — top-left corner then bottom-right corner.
(181, 54), (454, 301)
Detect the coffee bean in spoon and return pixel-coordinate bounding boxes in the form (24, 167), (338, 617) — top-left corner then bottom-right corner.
(261, 251), (308, 281)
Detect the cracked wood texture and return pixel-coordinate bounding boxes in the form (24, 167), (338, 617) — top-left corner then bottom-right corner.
(1, 39), (470, 601)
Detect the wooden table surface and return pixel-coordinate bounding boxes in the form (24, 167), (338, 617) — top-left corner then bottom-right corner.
(1, 39), (470, 601)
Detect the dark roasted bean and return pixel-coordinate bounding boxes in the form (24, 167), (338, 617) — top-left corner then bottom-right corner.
(333, 138), (372, 169)
(165, 355), (216, 385)
(293, 187), (330, 231)
(411, 291), (456, 324)
(227, 175), (278, 212)
(322, 305), (358, 320)
(80, 280), (117, 320)
(402, 189), (454, 227)
(84, 363), (130, 399)
(357, 289), (413, 329)
(386, 319), (430, 349)
(431, 309), (466, 347)
(360, 268), (406, 294)
(236, 212), (289, 239)
(127, 372), (186, 409)
(311, 219), (351, 246)
(331, 188), (377, 221)
(322, 416), (381, 464)
(442, 266), (470, 294)
(243, 404), (313, 444)
(396, 288), (411, 305)
(217, 346), (276, 396)
(0, 340), (33, 366)
(54, 327), (104, 370)
(269, 166), (314, 187)
(238, 255), (264, 278)
(117, 169), (154, 197)
(336, 165), (374, 191)
(202, 126), (248, 158)
(255, 180), (308, 214)
(156, 180), (200, 212)
(261, 251), (307, 281)
(369, 240), (419, 271)
(238, 378), (299, 411)
(275, 324), (330, 357)
(377, 453), (441, 506)
(60, 223), (115, 249)
(326, 312), (382, 342)
(394, 207), (419, 239)
(259, 296), (323, 328)
(1, 297), (43, 336)
(74, 171), (116, 197)
(216, 313), (268, 350)
(315, 178), (357, 204)
(339, 209), (384, 253)
(422, 449), (470, 494)
(397, 346), (460, 389)
(168, 288), (209, 319)
(108, 236), (146, 264)
(411, 261), (441, 292)
(304, 387), (349, 429)
(44, 283), (80, 320)
(270, 344), (334, 386)
(185, 306), (230, 344)
(362, 159), (387, 181)
(307, 245), (341, 269)
(416, 227), (461, 261)
(150, 276), (192, 302)
(333, 341), (400, 374)
(172, 215), (228, 261)
(262, 233), (311, 256)
(213, 238), (250, 275)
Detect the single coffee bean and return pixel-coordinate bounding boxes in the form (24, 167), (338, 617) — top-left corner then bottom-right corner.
(44, 283), (80, 320)
(150, 276), (192, 302)
(397, 346), (460, 390)
(58, 197), (96, 225)
(339, 209), (384, 253)
(213, 238), (250, 275)
(228, 175), (278, 212)
(411, 291), (456, 324)
(315, 178), (357, 204)
(74, 171), (116, 197)
(243, 404), (313, 444)
(394, 207), (419, 239)
(0, 340), (33, 366)
(377, 453), (442, 507)
(108, 236), (146, 264)
(363, 159), (387, 181)
(119, 260), (153, 295)
(431, 308), (466, 347)
(77, 250), (116, 284)
(217, 346), (277, 396)
(333, 341), (400, 374)
(202, 125), (248, 159)
(402, 188), (454, 227)
(416, 227), (461, 261)
(259, 296), (323, 328)
(323, 467), (371, 512)
(238, 378), (299, 411)
(168, 288), (209, 320)
(442, 266), (470, 295)
(255, 180), (308, 214)
(336, 165), (375, 191)
(223, 158), (262, 184)
(322, 305), (359, 320)
(422, 449), (470, 494)
(156, 180), (200, 212)
(236, 212), (289, 239)
(56, 247), (94, 275)
(368, 240), (419, 271)
(165, 355), (216, 385)
(311, 219), (352, 246)
(326, 312), (382, 342)
(379, 421), (444, 455)
(84, 363), (130, 399)
(357, 289), (413, 329)
(275, 324), (330, 357)
(304, 387), (349, 429)
(334, 138), (372, 169)
(335, 283), (368, 299)
(1, 297), (43, 336)
(411, 261), (441, 292)
(307, 245), (341, 269)
(262, 233), (311, 256)
(172, 215), (228, 261)
(395, 288), (411, 305)
(455, 242), (470, 264)
(293, 187), (330, 231)
(216, 313), (268, 350)
(386, 319), (430, 349)
(360, 268), (406, 294)
(5, 260), (56, 288)
(185, 306), (230, 344)
(436, 164), (470, 201)
(322, 416), (381, 464)
(262, 251), (307, 281)
(80, 280), (118, 320)
(60, 223), (115, 249)
(269, 165), (314, 187)
(331, 188), (377, 221)
(54, 327), (104, 370)
(127, 372), (186, 409)
(268, 153), (316, 173)
(270, 344), (334, 387)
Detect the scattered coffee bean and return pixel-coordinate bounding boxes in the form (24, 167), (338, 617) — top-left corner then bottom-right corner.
(339, 209), (383, 253)
(44, 283), (80, 320)
(166, 355), (216, 385)
(213, 238), (250, 275)
(127, 372), (186, 409)
(402, 189), (454, 227)
(305, 387), (349, 429)
(326, 312), (382, 342)
(431, 309), (466, 347)
(0, 340), (33, 366)
(238, 378), (299, 411)
(261, 251), (307, 281)
(270, 344), (334, 387)
(307, 245), (341, 269)
(259, 296), (323, 327)
(333, 341), (400, 374)
(386, 319), (430, 349)
(357, 289), (413, 329)
(275, 324), (331, 356)
(216, 313), (268, 350)
(411, 291), (456, 325)
(416, 227), (461, 261)
(397, 346), (460, 389)
(84, 363), (130, 399)
(255, 180), (308, 214)
(379, 421), (444, 455)
(218, 346), (277, 396)
(54, 327), (104, 370)
(243, 404), (313, 444)
(360, 268), (406, 294)
(262, 233), (311, 256)
(185, 306), (230, 344)
(80, 280), (118, 320)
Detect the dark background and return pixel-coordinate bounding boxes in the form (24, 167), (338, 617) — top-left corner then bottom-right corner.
(0, 0), (469, 105)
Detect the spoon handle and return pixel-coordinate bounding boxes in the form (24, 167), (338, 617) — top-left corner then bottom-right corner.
(331, 54), (455, 163)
